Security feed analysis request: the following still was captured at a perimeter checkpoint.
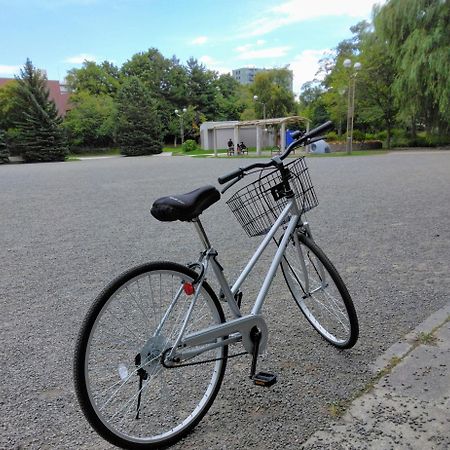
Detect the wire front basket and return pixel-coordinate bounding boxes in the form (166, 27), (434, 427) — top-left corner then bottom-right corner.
(226, 157), (318, 237)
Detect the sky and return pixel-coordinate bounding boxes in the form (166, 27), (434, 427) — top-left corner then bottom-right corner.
(0, 0), (386, 94)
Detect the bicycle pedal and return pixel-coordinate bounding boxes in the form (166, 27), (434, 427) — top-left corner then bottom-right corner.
(252, 371), (277, 387)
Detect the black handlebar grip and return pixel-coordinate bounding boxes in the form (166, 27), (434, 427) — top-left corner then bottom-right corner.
(290, 120), (334, 140)
(306, 120), (334, 139)
(218, 168), (243, 185)
(290, 129), (303, 139)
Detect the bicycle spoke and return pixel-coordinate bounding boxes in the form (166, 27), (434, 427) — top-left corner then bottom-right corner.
(281, 232), (357, 347)
(77, 263), (227, 446)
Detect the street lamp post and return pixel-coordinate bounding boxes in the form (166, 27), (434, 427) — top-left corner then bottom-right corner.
(253, 95), (267, 151)
(174, 108), (187, 145)
(253, 95), (266, 121)
(343, 59), (361, 154)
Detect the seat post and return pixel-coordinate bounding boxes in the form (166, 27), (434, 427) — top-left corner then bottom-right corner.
(192, 218), (212, 250)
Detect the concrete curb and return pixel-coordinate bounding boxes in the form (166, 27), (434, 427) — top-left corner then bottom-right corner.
(301, 302), (450, 449)
(371, 301), (450, 374)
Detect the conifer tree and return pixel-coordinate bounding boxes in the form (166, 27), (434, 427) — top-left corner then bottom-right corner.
(116, 77), (163, 156)
(0, 129), (9, 163)
(14, 59), (68, 162)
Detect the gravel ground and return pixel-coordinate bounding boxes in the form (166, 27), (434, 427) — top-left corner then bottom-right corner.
(1, 151), (449, 449)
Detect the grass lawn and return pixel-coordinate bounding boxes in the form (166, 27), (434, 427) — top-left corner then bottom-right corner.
(163, 146), (388, 158)
(67, 146), (389, 161)
(163, 146), (229, 156)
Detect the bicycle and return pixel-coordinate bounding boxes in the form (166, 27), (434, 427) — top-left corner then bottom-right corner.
(73, 120), (359, 449)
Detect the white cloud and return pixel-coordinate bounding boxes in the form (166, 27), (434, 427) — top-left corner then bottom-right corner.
(235, 44), (252, 53)
(192, 36), (208, 45)
(199, 55), (231, 75)
(290, 49), (329, 93)
(246, 0), (386, 36)
(199, 55), (217, 65)
(64, 53), (97, 64)
(0, 65), (20, 75)
(236, 46), (291, 60)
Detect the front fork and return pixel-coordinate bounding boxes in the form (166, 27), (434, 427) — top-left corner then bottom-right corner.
(285, 219), (326, 293)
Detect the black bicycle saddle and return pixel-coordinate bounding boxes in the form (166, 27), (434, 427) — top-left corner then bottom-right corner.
(151, 185), (220, 222)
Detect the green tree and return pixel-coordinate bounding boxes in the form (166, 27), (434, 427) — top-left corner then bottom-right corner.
(66, 60), (121, 97)
(0, 129), (9, 163)
(116, 77), (163, 156)
(63, 91), (116, 148)
(185, 57), (219, 120)
(299, 81), (329, 128)
(14, 59), (68, 162)
(251, 69), (296, 119)
(376, 0), (450, 134)
(357, 30), (398, 147)
(0, 80), (21, 130)
(122, 49), (191, 142)
(122, 49), (175, 98)
(0, 80), (22, 155)
(215, 74), (246, 120)
(318, 21), (373, 136)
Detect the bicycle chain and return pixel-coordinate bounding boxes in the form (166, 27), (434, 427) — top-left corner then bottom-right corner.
(161, 348), (248, 369)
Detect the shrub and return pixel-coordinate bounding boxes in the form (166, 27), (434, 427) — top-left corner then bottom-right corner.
(63, 92), (116, 148)
(391, 137), (409, 148)
(390, 133), (441, 148)
(325, 131), (339, 141)
(375, 130), (388, 141)
(426, 135), (450, 147)
(182, 139), (198, 152)
(407, 135), (429, 147)
(0, 129), (9, 163)
(352, 129), (366, 142)
(360, 140), (383, 150)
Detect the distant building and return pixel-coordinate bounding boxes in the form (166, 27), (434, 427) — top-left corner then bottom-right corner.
(0, 77), (70, 116)
(232, 67), (265, 85)
(232, 67), (294, 91)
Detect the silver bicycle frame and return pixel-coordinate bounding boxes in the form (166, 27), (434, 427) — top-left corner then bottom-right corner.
(161, 193), (322, 363)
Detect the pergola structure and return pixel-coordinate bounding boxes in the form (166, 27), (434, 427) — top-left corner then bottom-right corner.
(205, 116), (310, 157)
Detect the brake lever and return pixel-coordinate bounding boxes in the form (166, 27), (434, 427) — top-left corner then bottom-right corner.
(221, 174), (244, 194)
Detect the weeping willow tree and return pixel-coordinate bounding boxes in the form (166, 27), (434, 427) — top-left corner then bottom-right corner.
(375, 0), (450, 135)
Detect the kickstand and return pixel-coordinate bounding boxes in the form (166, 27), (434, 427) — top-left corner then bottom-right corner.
(135, 353), (148, 419)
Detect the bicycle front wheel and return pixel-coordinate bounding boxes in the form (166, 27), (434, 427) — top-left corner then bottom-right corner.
(281, 232), (359, 349)
(74, 261), (227, 449)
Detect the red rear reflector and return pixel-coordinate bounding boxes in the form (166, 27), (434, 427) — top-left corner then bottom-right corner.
(183, 283), (195, 295)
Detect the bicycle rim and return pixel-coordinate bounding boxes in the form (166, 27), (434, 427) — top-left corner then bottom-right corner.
(75, 262), (227, 448)
(281, 233), (358, 348)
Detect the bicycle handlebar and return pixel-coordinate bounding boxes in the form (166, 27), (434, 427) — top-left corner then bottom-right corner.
(290, 120), (333, 140)
(217, 120), (334, 185)
(279, 120), (334, 160)
(218, 168), (244, 184)
(218, 161), (274, 185)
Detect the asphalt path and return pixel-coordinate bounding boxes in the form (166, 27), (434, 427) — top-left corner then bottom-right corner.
(1, 151), (449, 449)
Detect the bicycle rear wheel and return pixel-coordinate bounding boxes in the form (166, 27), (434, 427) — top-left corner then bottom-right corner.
(280, 232), (359, 349)
(74, 261), (227, 449)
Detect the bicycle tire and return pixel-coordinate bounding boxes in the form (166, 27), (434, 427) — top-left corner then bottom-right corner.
(74, 261), (227, 449)
(280, 232), (359, 349)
